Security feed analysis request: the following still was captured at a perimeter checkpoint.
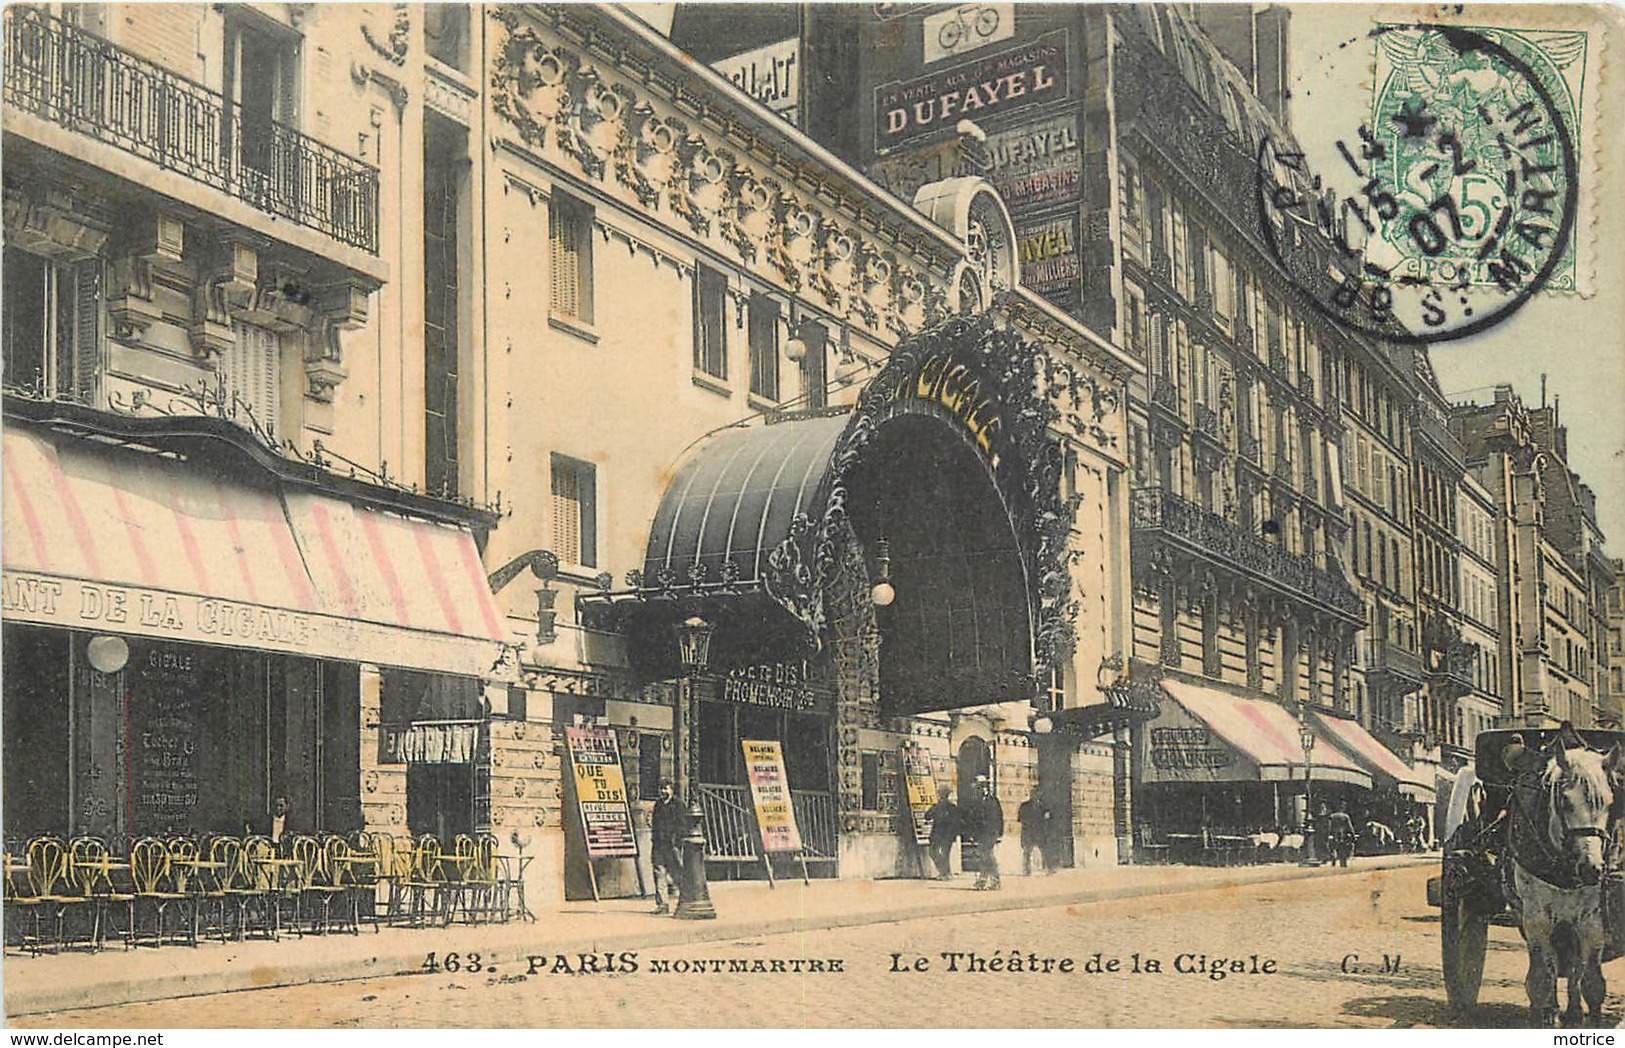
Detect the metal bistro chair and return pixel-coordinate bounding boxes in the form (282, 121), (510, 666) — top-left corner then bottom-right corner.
(471, 833), (502, 924)
(11, 837), (90, 954)
(288, 834), (331, 935)
(129, 837), (196, 947)
(69, 836), (134, 950)
(437, 834), (482, 925)
(342, 832), (383, 932)
(236, 836), (283, 940)
(402, 834), (443, 928)
(191, 836), (239, 942)
(314, 835), (360, 934)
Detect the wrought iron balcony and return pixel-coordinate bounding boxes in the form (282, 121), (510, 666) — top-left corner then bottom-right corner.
(1297, 370), (1316, 400)
(1366, 638), (1425, 693)
(1130, 486), (1362, 619)
(1148, 373), (1182, 415)
(1238, 432), (1262, 465)
(4, 9), (378, 253)
(1194, 403), (1222, 440)
(1272, 452), (1294, 483)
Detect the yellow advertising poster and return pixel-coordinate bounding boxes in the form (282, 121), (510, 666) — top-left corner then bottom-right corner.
(741, 738), (803, 853)
(564, 725), (638, 858)
(900, 741), (938, 845)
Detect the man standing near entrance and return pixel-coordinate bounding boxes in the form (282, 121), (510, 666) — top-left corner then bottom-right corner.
(969, 776), (1003, 891)
(926, 790), (961, 880)
(650, 782), (685, 915)
(1018, 788), (1051, 876)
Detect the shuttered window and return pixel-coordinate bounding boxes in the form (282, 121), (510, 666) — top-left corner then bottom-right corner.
(551, 454), (597, 568)
(550, 195), (594, 323)
(747, 293), (779, 401)
(224, 322), (282, 440)
(693, 265), (728, 380)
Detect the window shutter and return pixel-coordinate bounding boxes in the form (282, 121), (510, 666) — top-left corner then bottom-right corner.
(552, 460), (581, 565)
(73, 259), (100, 406)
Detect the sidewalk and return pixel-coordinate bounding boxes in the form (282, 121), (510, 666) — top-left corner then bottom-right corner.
(3, 853), (1435, 1018)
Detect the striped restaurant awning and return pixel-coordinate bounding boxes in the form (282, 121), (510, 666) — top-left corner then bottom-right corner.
(2, 423), (506, 677)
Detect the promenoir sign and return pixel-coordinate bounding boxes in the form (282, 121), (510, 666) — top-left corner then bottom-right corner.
(874, 30), (1068, 151)
(742, 739), (803, 852)
(900, 741), (938, 846)
(565, 725), (638, 858)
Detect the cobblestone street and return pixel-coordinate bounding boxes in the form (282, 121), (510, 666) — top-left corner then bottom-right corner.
(18, 864), (1605, 1028)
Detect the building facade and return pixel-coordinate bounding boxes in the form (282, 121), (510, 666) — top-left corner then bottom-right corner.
(1, 3), (510, 850)
(1452, 387), (1608, 730)
(707, 3), (1447, 847)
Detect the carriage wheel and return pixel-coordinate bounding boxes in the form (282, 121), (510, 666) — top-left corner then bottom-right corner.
(1441, 866), (1489, 1014)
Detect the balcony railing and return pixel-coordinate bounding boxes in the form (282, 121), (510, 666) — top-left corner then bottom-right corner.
(4, 9), (378, 253)
(1366, 639), (1425, 691)
(1297, 371), (1316, 400)
(1194, 403), (1221, 440)
(1148, 373), (1181, 414)
(1238, 432), (1262, 464)
(1130, 486), (1362, 618)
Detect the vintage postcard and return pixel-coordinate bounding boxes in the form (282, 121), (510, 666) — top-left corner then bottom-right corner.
(3, 1), (1624, 1032)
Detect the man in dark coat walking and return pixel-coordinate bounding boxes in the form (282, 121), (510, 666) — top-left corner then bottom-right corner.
(968, 777), (1003, 891)
(926, 791), (960, 880)
(1326, 805), (1356, 867)
(1018, 788), (1052, 875)
(650, 782), (685, 914)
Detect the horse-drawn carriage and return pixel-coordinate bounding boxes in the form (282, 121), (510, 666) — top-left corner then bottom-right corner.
(1433, 726), (1625, 1025)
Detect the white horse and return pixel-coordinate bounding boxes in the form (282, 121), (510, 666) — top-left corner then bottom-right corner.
(1508, 735), (1624, 1027)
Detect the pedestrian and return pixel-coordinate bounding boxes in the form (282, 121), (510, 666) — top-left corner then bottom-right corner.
(968, 776), (1003, 891)
(926, 790), (960, 880)
(650, 782), (685, 915)
(1018, 788), (1050, 876)
(1327, 805), (1355, 868)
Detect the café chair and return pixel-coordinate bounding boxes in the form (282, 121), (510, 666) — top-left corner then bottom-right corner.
(69, 836), (134, 950)
(129, 837), (196, 947)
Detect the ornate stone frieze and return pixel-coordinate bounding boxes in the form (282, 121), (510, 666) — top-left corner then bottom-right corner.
(489, 8), (950, 341)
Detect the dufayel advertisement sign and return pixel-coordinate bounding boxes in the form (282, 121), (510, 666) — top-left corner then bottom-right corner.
(565, 725), (638, 858)
(741, 739), (803, 853)
(900, 741), (938, 846)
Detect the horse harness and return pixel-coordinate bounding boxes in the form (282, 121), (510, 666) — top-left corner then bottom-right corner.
(1506, 767), (1618, 892)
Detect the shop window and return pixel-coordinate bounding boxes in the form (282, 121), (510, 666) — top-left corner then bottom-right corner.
(550, 453), (597, 568)
(2, 247), (96, 403)
(424, 3), (470, 71)
(747, 293), (779, 402)
(549, 194), (594, 324)
(860, 752), (880, 811)
(693, 264), (728, 381)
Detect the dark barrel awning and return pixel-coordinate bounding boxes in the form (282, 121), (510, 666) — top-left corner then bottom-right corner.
(641, 413), (849, 597)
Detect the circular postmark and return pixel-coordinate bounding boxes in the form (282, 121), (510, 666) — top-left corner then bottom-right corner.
(1256, 24), (1577, 345)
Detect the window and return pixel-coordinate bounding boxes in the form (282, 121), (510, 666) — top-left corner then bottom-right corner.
(1211, 246), (1233, 326)
(747, 294), (780, 402)
(2, 247), (95, 402)
(799, 320), (829, 410)
(425, 114), (467, 498)
(223, 322), (282, 439)
(424, 4), (470, 71)
(1120, 157), (1147, 261)
(1125, 286), (1148, 357)
(860, 752), (880, 811)
(693, 265), (728, 381)
(224, 14), (299, 183)
(550, 454), (598, 568)
(549, 194), (594, 324)
(638, 732), (664, 801)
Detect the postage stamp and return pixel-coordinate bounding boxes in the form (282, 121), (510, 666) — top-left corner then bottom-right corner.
(1370, 23), (1592, 295)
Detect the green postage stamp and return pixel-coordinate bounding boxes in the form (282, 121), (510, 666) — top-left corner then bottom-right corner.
(1370, 20), (1600, 296)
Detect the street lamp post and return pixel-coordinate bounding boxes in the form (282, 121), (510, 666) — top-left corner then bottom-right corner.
(673, 616), (717, 920)
(1298, 704), (1317, 866)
